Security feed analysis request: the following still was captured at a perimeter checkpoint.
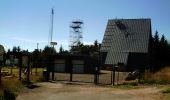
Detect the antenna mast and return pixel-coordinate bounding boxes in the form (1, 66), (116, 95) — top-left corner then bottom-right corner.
(49, 8), (54, 45)
(48, 8), (57, 51)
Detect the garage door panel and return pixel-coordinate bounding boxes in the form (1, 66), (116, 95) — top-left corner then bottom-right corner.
(73, 64), (84, 73)
(72, 60), (84, 64)
(54, 60), (65, 63)
(54, 64), (65, 72)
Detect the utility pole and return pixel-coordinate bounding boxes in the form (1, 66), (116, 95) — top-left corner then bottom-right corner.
(49, 8), (57, 81)
(49, 8), (54, 45)
(35, 43), (39, 75)
(0, 45), (5, 84)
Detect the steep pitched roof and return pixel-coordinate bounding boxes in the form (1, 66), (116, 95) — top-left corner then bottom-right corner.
(100, 19), (151, 65)
(105, 52), (129, 64)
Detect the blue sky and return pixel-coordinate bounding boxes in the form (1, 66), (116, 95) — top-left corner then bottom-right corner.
(0, 0), (170, 51)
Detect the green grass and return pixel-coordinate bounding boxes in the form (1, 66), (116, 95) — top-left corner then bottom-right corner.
(142, 67), (170, 85)
(112, 81), (139, 89)
(160, 94), (170, 100)
(113, 85), (138, 89)
(1, 67), (44, 75)
(0, 77), (23, 100)
(162, 87), (170, 93)
(0, 67), (45, 100)
(158, 86), (170, 100)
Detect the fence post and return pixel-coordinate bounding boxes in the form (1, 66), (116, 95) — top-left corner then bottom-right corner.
(112, 66), (115, 86)
(94, 67), (99, 85)
(113, 65), (119, 85)
(52, 70), (54, 80)
(51, 56), (55, 81)
(0, 66), (1, 84)
(18, 53), (22, 81)
(0, 45), (5, 84)
(112, 65), (118, 86)
(70, 64), (73, 82)
(27, 55), (30, 83)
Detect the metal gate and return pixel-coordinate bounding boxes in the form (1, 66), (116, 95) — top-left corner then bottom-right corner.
(53, 72), (95, 83)
(98, 70), (112, 85)
(98, 70), (129, 85)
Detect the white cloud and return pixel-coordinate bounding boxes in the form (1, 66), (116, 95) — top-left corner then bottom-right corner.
(56, 39), (68, 46)
(83, 41), (94, 45)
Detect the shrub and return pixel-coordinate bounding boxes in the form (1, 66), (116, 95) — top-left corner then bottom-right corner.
(142, 67), (170, 85)
(156, 79), (169, 85)
(121, 81), (138, 86)
(162, 87), (170, 93)
(139, 79), (156, 84)
(113, 81), (139, 89)
(3, 88), (16, 100)
(0, 77), (22, 100)
(0, 96), (4, 100)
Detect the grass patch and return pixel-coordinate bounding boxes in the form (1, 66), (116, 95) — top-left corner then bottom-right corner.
(139, 79), (156, 84)
(0, 68), (44, 100)
(158, 86), (170, 100)
(160, 94), (170, 100)
(112, 81), (139, 89)
(141, 67), (170, 85)
(1, 67), (44, 76)
(30, 74), (44, 83)
(1, 77), (23, 92)
(162, 87), (170, 93)
(113, 84), (137, 89)
(0, 77), (23, 100)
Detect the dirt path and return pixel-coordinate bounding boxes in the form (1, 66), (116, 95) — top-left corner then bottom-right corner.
(17, 82), (161, 100)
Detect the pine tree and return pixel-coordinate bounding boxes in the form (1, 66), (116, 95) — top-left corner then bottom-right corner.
(59, 45), (64, 54)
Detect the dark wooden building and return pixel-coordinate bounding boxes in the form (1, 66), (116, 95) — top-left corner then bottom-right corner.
(100, 19), (152, 71)
(47, 54), (96, 74)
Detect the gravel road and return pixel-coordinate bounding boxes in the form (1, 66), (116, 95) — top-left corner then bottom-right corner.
(17, 82), (160, 100)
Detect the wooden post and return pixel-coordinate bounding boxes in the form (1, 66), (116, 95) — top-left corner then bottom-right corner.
(18, 53), (22, 81)
(27, 56), (30, 83)
(0, 66), (2, 84)
(52, 70), (54, 80)
(51, 56), (55, 81)
(35, 63), (38, 75)
(117, 70), (119, 85)
(70, 65), (73, 82)
(70, 59), (73, 82)
(112, 65), (115, 86)
(0, 45), (5, 84)
(94, 67), (98, 85)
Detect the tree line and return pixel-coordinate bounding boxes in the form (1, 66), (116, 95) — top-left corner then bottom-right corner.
(3, 40), (100, 69)
(3, 31), (170, 72)
(150, 31), (170, 71)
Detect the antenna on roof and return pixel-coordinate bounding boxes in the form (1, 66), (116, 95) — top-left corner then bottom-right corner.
(115, 20), (130, 38)
(115, 20), (126, 30)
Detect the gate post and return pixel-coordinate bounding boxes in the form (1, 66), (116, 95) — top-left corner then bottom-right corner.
(18, 53), (22, 81)
(70, 64), (73, 82)
(52, 70), (54, 80)
(112, 65), (115, 86)
(112, 65), (119, 86)
(0, 66), (2, 85)
(27, 55), (30, 83)
(0, 45), (5, 84)
(51, 55), (55, 81)
(94, 67), (99, 85)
